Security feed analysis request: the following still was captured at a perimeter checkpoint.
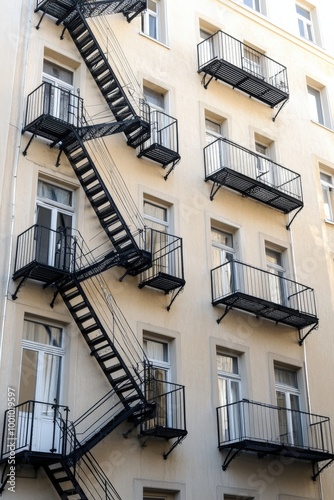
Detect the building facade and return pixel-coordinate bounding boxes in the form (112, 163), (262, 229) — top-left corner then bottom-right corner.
(1, 0), (334, 499)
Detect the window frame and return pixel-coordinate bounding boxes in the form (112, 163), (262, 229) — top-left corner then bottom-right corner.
(141, 0), (167, 45)
(274, 365), (303, 447)
(320, 171), (334, 221)
(296, 4), (315, 42)
(307, 85), (325, 125)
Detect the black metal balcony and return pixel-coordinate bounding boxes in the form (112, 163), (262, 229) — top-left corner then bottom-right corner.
(204, 138), (303, 216)
(197, 31), (289, 108)
(217, 399), (334, 478)
(140, 379), (187, 458)
(138, 109), (181, 177)
(139, 228), (185, 293)
(12, 225), (79, 288)
(22, 82), (83, 144)
(0, 400), (69, 465)
(211, 260), (318, 335)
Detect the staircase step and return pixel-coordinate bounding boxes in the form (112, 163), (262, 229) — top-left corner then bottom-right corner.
(112, 374), (129, 386)
(75, 162), (93, 176)
(74, 311), (93, 323)
(115, 382), (136, 394)
(104, 363), (123, 374)
(85, 183), (104, 198)
(82, 323), (99, 336)
(98, 351), (117, 363)
(87, 335), (108, 347)
(71, 301), (87, 313)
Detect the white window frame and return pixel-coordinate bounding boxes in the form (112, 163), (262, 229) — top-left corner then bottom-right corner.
(36, 179), (75, 269)
(243, 46), (265, 80)
(143, 198), (169, 233)
(217, 352), (242, 442)
(275, 366), (302, 447)
(243, 0), (261, 12)
(320, 172), (334, 221)
(141, 0), (167, 44)
(42, 59), (77, 123)
(307, 85), (325, 125)
(296, 4), (315, 42)
(265, 247), (287, 306)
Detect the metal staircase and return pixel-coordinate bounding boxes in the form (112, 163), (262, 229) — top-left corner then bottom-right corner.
(62, 130), (151, 275)
(6, 2), (187, 497)
(36, 1), (151, 148)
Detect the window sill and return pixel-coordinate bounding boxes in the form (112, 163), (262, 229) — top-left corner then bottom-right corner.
(139, 32), (170, 50)
(324, 218), (334, 226)
(310, 120), (334, 133)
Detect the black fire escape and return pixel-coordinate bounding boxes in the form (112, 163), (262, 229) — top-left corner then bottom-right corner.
(1, 1), (186, 498)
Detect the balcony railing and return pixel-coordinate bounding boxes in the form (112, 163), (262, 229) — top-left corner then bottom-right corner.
(204, 138), (303, 214)
(217, 399), (334, 473)
(139, 228), (185, 292)
(197, 31), (289, 107)
(1, 400), (69, 463)
(211, 260), (318, 330)
(23, 82), (83, 142)
(138, 109), (180, 173)
(12, 225), (83, 286)
(141, 380), (187, 441)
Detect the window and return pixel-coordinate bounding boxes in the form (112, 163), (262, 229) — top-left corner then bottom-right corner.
(42, 59), (77, 123)
(320, 172), (334, 221)
(296, 4), (315, 42)
(244, 0), (260, 12)
(307, 85), (324, 125)
(36, 179), (75, 270)
(217, 352), (242, 441)
(243, 46), (264, 79)
(275, 365), (302, 446)
(205, 117), (226, 170)
(144, 198), (169, 233)
(141, 0), (166, 44)
(254, 135), (274, 185)
(143, 335), (171, 429)
(143, 85), (171, 148)
(211, 225), (237, 297)
(18, 318), (65, 453)
(265, 247), (286, 305)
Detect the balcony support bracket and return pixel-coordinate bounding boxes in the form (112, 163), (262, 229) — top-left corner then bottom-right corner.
(312, 459), (334, 481)
(50, 290), (59, 309)
(209, 181), (222, 201)
(222, 446), (244, 471)
(167, 286), (184, 311)
(286, 206), (303, 230)
(11, 275), (29, 300)
(217, 305), (233, 324)
(298, 322), (318, 346)
(272, 98), (289, 122)
(201, 72), (215, 90)
(163, 435), (187, 460)
(22, 133), (36, 157)
(164, 159), (180, 181)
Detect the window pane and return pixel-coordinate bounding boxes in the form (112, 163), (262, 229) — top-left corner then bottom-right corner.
(212, 228), (233, 248)
(255, 142), (267, 156)
(296, 5), (311, 20)
(307, 86), (324, 124)
(217, 353), (238, 374)
(43, 60), (73, 85)
(205, 119), (221, 135)
(144, 338), (168, 362)
(144, 87), (164, 109)
(266, 248), (282, 267)
(19, 348), (38, 403)
(23, 320), (63, 347)
(38, 180), (72, 207)
(274, 367), (298, 388)
(144, 201), (167, 222)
